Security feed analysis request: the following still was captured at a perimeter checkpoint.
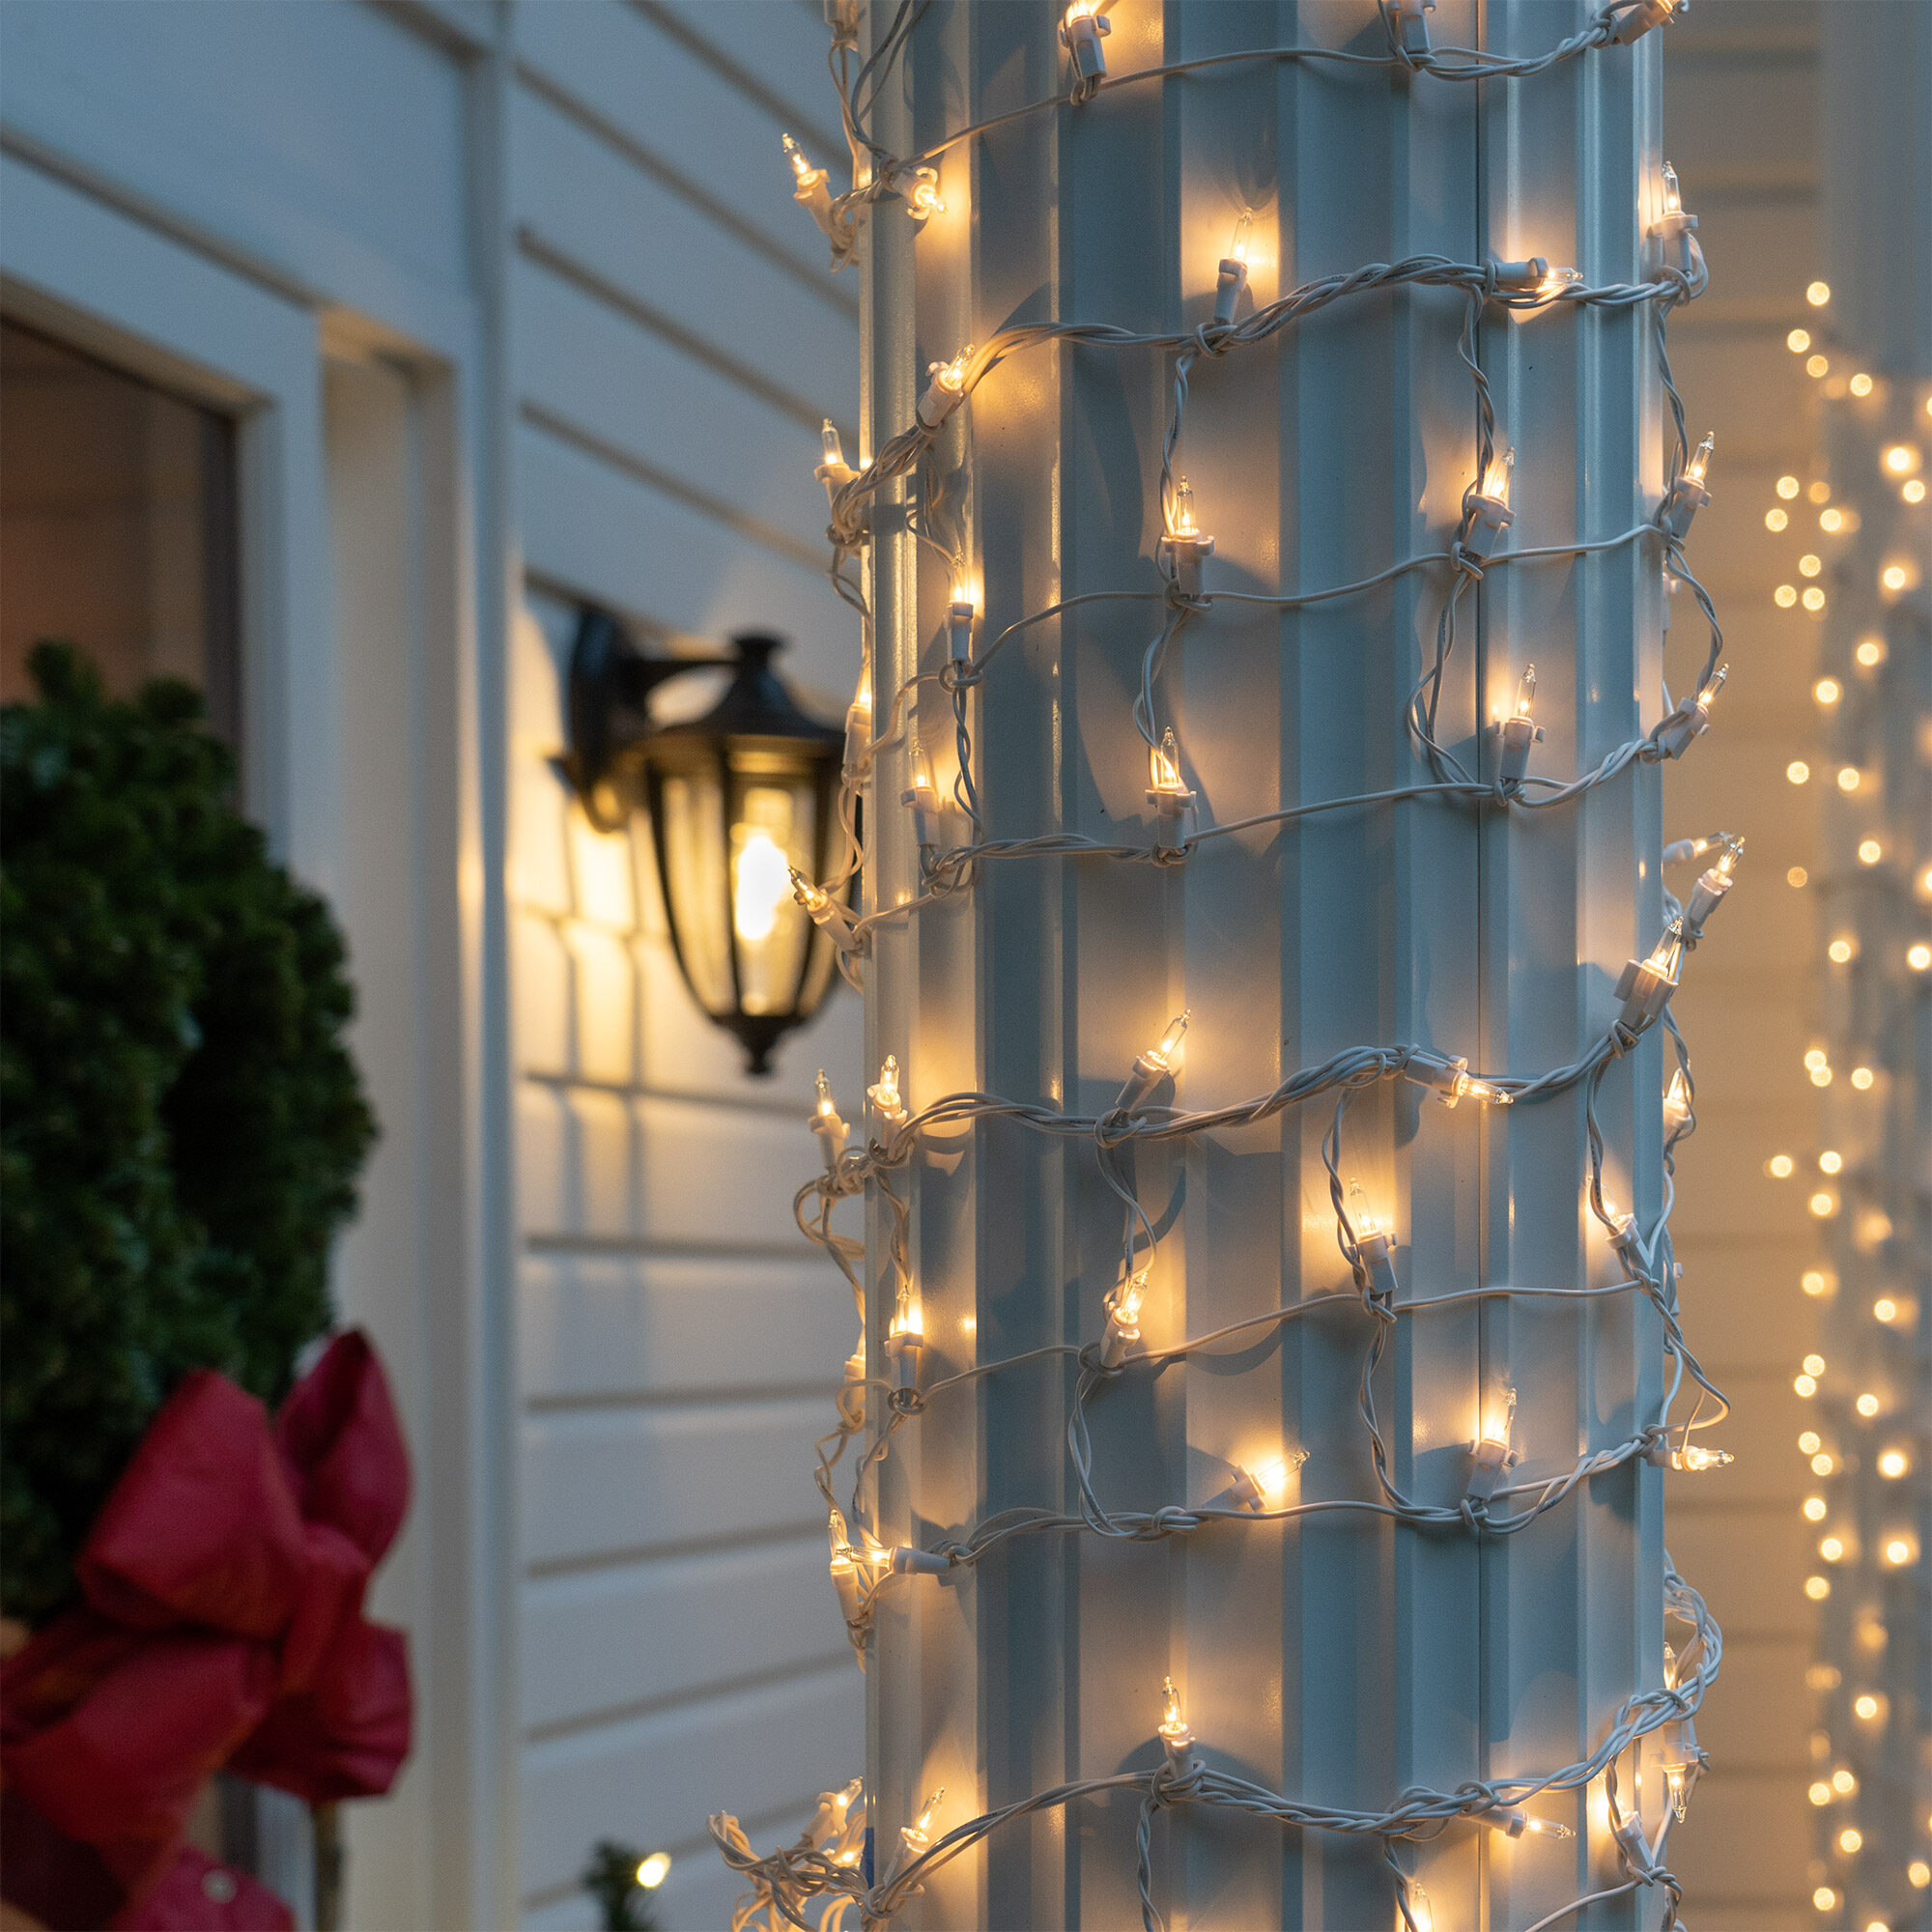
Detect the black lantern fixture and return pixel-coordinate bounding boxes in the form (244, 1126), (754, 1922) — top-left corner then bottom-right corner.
(562, 609), (847, 1075)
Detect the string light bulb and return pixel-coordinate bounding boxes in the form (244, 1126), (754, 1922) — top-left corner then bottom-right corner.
(816, 418), (860, 512)
(1101, 1272), (1147, 1369)
(1484, 1807), (1575, 1839)
(1495, 661), (1545, 788)
(1349, 1178), (1400, 1302)
(636, 1851), (671, 1890)
(1059, 2), (1111, 99)
(1663, 1067), (1692, 1135)
(827, 1507), (865, 1623)
(1661, 431), (1714, 535)
(1659, 663), (1726, 756)
(917, 345), (976, 428)
(901, 723), (943, 845)
(1397, 1878), (1435, 1932)
(1208, 1449), (1309, 1513)
(782, 133), (852, 262)
(811, 1070), (850, 1170)
(1607, 0), (1682, 43)
(1159, 476), (1215, 596)
(1614, 922), (1686, 1034)
(906, 165), (945, 222)
(1116, 1010), (1190, 1116)
(1681, 837), (1743, 940)
(1463, 445), (1516, 557)
(1466, 1385), (1520, 1502)
(887, 1280), (924, 1389)
(948, 590), (976, 666)
(1157, 1677), (1196, 1768)
(1215, 211), (1252, 325)
(868, 1054), (908, 1129)
(790, 867), (863, 958)
(843, 665), (872, 773)
(1407, 1051), (1513, 1107)
(1146, 727), (1196, 851)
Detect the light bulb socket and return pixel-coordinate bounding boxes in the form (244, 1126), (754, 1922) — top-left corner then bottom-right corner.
(1213, 258), (1249, 326)
(891, 1546), (951, 1577)
(1157, 530), (1215, 599)
(1061, 8), (1111, 84)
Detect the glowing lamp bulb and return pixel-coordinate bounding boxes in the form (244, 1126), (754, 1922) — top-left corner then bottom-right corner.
(1879, 1449), (1908, 1478)
(1514, 663), (1537, 719)
(1228, 209), (1252, 266)
(637, 1852), (671, 1889)
(1661, 160), (1682, 215)
(1399, 1882), (1435, 1932)
(733, 828), (792, 944)
(1663, 1067), (1691, 1132)
(869, 1054), (907, 1125)
(1684, 430), (1714, 486)
(1158, 1677), (1189, 1743)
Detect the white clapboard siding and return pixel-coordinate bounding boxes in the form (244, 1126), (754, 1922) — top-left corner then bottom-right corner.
(517, 423), (853, 698)
(509, 2), (867, 1920)
(521, 1536), (848, 1732)
(521, 1396), (834, 1569)
(629, 0), (848, 151)
(0, 0), (471, 348)
(518, 1086), (826, 1250)
(519, 1667), (863, 1901)
(513, 264), (835, 563)
(520, 1253), (854, 1402)
(511, 85), (857, 426)
(512, 0), (845, 268)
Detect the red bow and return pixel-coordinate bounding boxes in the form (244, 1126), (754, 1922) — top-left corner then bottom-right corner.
(0, 1332), (412, 1923)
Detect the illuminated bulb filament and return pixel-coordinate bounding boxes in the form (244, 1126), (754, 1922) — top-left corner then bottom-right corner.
(1147, 1010), (1189, 1069)
(1684, 430), (1714, 486)
(1514, 662), (1537, 718)
(781, 132), (821, 186)
(1227, 209), (1252, 267)
(1172, 476), (1200, 538)
(1481, 445), (1516, 507)
(1150, 728), (1188, 797)
(1662, 160), (1682, 215)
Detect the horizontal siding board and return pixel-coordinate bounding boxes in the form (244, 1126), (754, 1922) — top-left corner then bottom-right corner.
(513, 261), (834, 560)
(520, 1252), (853, 1403)
(519, 1667), (862, 1899)
(521, 1396), (832, 1567)
(0, 0), (472, 350)
(513, 0), (843, 273)
(646, 0), (848, 155)
(511, 86), (856, 422)
(521, 1535), (850, 1730)
(518, 1085), (825, 1249)
(517, 423), (854, 707)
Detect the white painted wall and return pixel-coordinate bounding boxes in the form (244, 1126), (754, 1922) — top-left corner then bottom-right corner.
(1, 3), (865, 1925)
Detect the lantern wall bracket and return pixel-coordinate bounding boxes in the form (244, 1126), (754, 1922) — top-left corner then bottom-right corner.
(558, 608), (737, 833)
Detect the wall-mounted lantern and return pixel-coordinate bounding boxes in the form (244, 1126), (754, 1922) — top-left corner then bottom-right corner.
(562, 610), (846, 1075)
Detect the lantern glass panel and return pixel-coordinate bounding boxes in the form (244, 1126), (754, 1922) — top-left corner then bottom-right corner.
(659, 766), (730, 1013)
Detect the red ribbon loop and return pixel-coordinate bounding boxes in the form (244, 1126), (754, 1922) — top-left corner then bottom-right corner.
(0, 1331), (412, 1918)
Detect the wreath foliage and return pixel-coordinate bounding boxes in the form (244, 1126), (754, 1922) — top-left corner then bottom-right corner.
(1, 642), (375, 1623)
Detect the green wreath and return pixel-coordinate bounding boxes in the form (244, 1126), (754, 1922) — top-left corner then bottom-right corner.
(1, 642), (376, 1625)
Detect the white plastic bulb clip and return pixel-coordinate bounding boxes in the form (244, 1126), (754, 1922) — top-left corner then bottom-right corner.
(1060, 3), (1111, 96)
(810, 1069), (850, 1170)
(1613, 923), (1686, 1034)
(1158, 476), (1216, 598)
(1463, 446), (1516, 559)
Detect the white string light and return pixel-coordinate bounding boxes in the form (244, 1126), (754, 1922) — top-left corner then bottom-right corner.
(711, 7), (1751, 1930)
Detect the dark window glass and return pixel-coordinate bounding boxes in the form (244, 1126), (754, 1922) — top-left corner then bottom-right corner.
(0, 319), (241, 747)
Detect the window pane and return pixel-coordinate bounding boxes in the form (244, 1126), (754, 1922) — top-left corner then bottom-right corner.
(0, 320), (241, 747)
